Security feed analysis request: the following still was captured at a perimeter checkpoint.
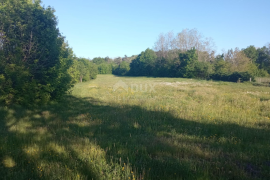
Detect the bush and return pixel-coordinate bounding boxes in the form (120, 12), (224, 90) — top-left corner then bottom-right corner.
(194, 61), (213, 79)
(0, 0), (73, 105)
(75, 58), (98, 82)
(211, 72), (255, 82)
(113, 61), (130, 75)
(98, 63), (113, 74)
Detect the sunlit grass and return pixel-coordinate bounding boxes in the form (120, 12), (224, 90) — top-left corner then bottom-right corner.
(0, 74), (270, 179)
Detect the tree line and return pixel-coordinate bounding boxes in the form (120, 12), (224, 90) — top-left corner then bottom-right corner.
(89, 55), (136, 75)
(91, 29), (269, 82)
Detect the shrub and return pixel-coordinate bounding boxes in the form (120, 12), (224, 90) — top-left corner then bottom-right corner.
(0, 0), (73, 105)
(211, 72), (255, 82)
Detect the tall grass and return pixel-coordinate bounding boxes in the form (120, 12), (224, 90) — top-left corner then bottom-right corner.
(0, 75), (270, 179)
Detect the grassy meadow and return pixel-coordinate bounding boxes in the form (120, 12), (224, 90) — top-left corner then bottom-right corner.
(0, 74), (270, 180)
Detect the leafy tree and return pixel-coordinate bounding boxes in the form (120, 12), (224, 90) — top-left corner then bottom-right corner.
(256, 46), (270, 74)
(242, 45), (258, 63)
(104, 56), (113, 63)
(224, 48), (251, 73)
(211, 53), (257, 82)
(51, 41), (75, 99)
(88, 62), (98, 79)
(213, 55), (230, 76)
(194, 61), (213, 79)
(154, 57), (175, 77)
(98, 63), (112, 74)
(77, 60), (88, 82)
(114, 57), (122, 65)
(91, 57), (115, 74)
(129, 57), (143, 76)
(114, 61), (130, 75)
(122, 55), (137, 63)
(68, 59), (80, 83)
(177, 48), (198, 78)
(247, 63), (268, 77)
(129, 48), (157, 76)
(76, 58), (98, 82)
(0, 0), (72, 104)
(92, 57), (105, 65)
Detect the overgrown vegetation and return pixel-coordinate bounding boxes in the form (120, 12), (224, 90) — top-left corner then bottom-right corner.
(0, 0), (97, 105)
(1, 75), (270, 180)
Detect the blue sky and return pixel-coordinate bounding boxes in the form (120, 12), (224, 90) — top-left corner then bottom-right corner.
(42, 0), (270, 59)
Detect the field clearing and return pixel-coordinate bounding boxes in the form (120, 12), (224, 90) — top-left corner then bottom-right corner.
(1, 74), (270, 179)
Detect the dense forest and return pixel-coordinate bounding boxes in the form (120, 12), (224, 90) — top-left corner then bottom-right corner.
(0, 0), (269, 105)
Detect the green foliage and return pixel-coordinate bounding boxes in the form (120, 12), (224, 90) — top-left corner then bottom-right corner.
(153, 57), (175, 77)
(256, 46), (270, 74)
(77, 60), (89, 82)
(76, 58), (98, 82)
(213, 56), (231, 76)
(91, 57), (120, 75)
(104, 56), (113, 63)
(113, 61), (130, 75)
(211, 72), (255, 82)
(98, 63), (112, 74)
(0, 0), (74, 105)
(129, 48), (214, 79)
(242, 45), (258, 63)
(194, 61), (213, 79)
(121, 46), (269, 83)
(92, 57), (105, 65)
(88, 62), (98, 79)
(129, 48), (157, 76)
(67, 59), (80, 84)
(50, 42), (75, 100)
(247, 63), (269, 77)
(211, 55), (256, 82)
(177, 48), (198, 78)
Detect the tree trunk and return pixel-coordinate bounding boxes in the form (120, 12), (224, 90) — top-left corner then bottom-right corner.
(80, 76), (83, 83)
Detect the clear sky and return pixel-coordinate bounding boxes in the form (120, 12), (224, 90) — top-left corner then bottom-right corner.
(42, 0), (270, 59)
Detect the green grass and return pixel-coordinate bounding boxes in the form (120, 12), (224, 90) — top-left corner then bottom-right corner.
(1, 74), (270, 180)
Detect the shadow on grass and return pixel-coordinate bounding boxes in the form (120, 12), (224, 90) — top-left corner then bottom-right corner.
(0, 96), (270, 180)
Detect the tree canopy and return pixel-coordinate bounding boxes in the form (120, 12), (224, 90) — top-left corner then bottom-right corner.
(0, 0), (97, 104)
